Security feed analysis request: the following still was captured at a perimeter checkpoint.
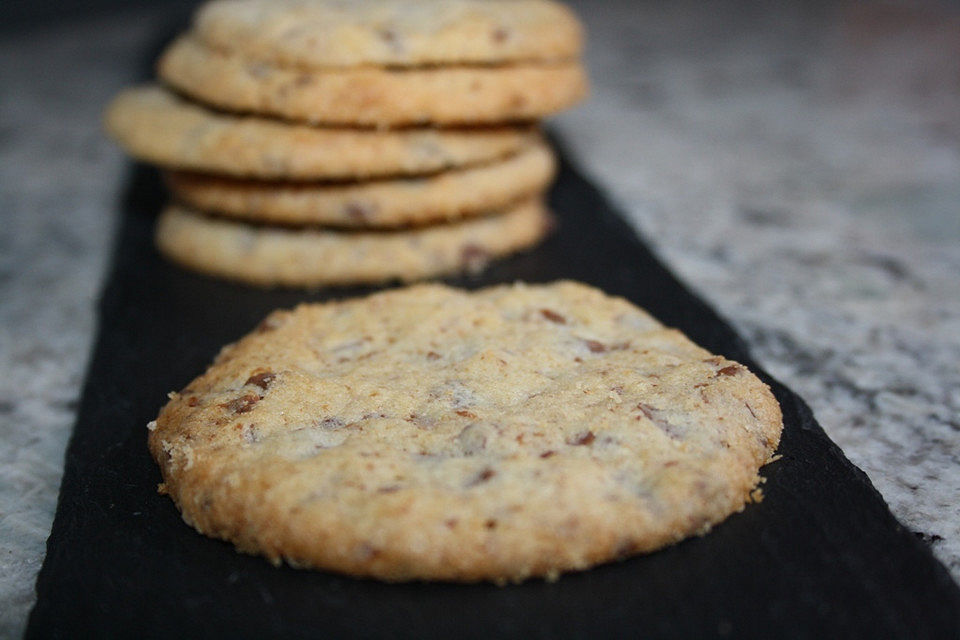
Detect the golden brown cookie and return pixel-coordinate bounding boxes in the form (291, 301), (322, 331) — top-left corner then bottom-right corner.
(166, 139), (555, 228)
(158, 36), (587, 126)
(149, 281), (782, 582)
(155, 199), (552, 287)
(104, 85), (537, 179)
(192, 0), (583, 67)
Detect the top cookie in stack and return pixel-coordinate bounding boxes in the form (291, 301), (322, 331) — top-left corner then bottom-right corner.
(105, 0), (587, 287)
(160, 0), (586, 127)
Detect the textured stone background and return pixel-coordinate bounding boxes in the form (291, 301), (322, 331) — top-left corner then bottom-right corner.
(2, 1), (958, 637)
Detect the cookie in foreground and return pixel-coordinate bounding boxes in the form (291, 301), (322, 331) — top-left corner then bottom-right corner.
(148, 281), (782, 582)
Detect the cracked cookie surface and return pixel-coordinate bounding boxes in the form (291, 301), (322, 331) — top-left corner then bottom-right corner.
(149, 282), (782, 581)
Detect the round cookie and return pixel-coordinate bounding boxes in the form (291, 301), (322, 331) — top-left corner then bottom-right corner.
(149, 281), (782, 582)
(192, 0), (583, 67)
(158, 36), (587, 126)
(167, 140), (555, 228)
(104, 85), (536, 179)
(155, 200), (552, 287)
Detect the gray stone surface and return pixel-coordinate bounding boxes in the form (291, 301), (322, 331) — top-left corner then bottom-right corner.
(1, 2), (958, 637)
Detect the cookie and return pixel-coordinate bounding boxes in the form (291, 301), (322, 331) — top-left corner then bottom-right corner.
(158, 36), (587, 126)
(167, 139), (555, 228)
(104, 85), (536, 179)
(149, 281), (782, 582)
(192, 0), (583, 67)
(155, 199), (552, 287)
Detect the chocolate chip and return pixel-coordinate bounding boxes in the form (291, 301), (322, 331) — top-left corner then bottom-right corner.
(718, 365), (742, 376)
(585, 340), (607, 353)
(319, 417), (345, 429)
(244, 371), (275, 390)
(455, 409), (477, 419)
(221, 393), (259, 414)
(468, 467), (497, 487)
(343, 201), (378, 223)
(485, 519), (498, 529)
(569, 430), (595, 446)
(636, 403), (683, 440)
(636, 402), (656, 420)
(357, 543), (382, 562)
(540, 450), (556, 459)
(426, 351), (441, 361)
(540, 308), (567, 324)
(460, 243), (490, 273)
(186, 396), (199, 407)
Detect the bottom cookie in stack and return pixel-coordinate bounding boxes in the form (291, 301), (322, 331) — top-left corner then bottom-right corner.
(156, 198), (553, 287)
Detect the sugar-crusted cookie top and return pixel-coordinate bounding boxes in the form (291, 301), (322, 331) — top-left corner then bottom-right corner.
(150, 281), (782, 581)
(193, 0), (583, 68)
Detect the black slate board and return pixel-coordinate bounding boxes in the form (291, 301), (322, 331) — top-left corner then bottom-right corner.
(27, 153), (960, 639)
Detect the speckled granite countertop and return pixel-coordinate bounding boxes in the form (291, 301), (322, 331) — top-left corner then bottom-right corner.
(1, 1), (958, 636)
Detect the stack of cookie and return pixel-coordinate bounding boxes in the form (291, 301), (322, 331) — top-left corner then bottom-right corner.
(105, 0), (587, 287)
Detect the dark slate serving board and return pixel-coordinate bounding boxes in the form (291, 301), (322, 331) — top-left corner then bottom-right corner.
(27, 153), (960, 639)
